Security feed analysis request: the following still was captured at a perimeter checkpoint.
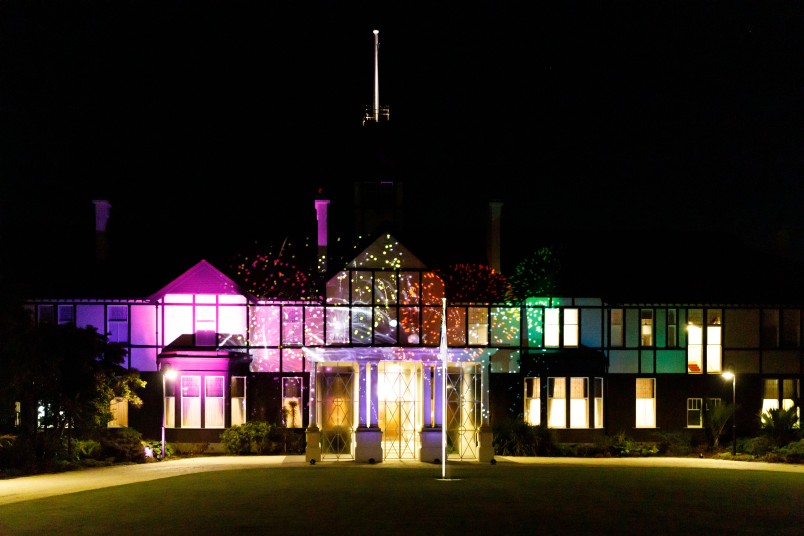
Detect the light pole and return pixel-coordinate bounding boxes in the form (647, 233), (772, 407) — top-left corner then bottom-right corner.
(722, 371), (736, 456)
(161, 365), (177, 460)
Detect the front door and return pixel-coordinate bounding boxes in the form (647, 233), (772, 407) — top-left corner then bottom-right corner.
(378, 361), (422, 460)
(319, 365), (355, 460)
(446, 363), (481, 460)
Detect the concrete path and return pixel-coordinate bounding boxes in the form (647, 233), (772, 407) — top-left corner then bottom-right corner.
(0, 455), (801, 506)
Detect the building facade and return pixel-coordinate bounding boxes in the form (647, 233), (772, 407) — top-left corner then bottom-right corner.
(23, 210), (803, 463)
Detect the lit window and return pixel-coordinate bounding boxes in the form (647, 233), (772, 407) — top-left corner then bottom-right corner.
(283, 306), (303, 346)
(636, 378), (656, 428)
(205, 376), (225, 428)
(107, 305), (128, 343)
(687, 398), (702, 428)
(610, 308), (623, 347)
(687, 309), (703, 374)
(108, 397), (128, 428)
(468, 307), (489, 345)
(640, 309), (653, 347)
(594, 378), (604, 429)
(563, 309), (579, 347)
(706, 309), (722, 374)
(545, 309), (560, 347)
(569, 377), (588, 428)
(181, 376), (201, 428)
(547, 377), (566, 428)
(524, 377), (540, 426)
(282, 377), (303, 428)
(231, 376), (246, 426)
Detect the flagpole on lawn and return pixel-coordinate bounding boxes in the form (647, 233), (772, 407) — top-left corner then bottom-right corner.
(441, 297), (447, 479)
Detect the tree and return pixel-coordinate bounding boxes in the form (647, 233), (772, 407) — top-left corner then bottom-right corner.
(761, 407), (800, 447)
(704, 402), (734, 448)
(438, 263), (515, 303)
(0, 306), (145, 465)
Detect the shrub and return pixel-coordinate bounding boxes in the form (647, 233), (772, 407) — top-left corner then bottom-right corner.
(653, 430), (695, 456)
(761, 407), (800, 447)
(492, 418), (558, 456)
(221, 421), (278, 454)
(778, 438), (804, 464)
(97, 427), (146, 463)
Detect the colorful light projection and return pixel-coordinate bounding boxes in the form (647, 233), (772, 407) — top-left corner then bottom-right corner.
(230, 238), (318, 299)
(437, 263), (515, 303)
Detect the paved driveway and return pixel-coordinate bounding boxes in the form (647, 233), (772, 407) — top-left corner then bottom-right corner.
(1, 455), (801, 506)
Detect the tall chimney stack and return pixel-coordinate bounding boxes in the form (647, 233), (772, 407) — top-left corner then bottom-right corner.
(92, 199), (111, 263)
(373, 29), (380, 123)
(314, 193), (330, 276)
(488, 200), (503, 273)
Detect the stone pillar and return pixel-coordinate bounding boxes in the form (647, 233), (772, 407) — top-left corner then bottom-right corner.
(477, 363), (495, 462)
(355, 362), (383, 463)
(305, 363), (321, 464)
(420, 363), (444, 463)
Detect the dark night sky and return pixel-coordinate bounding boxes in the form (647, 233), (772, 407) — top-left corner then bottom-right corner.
(3, 1), (804, 301)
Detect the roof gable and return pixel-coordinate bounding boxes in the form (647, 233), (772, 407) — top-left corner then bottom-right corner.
(347, 233), (428, 270)
(149, 259), (252, 301)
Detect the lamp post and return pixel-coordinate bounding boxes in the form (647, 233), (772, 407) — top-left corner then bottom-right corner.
(722, 371), (736, 456)
(161, 365), (177, 460)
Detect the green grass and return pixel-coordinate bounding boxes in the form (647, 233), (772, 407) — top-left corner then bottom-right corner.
(0, 462), (802, 535)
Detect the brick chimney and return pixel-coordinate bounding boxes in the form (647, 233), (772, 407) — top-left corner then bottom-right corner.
(92, 199), (111, 263)
(487, 200), (503, 273)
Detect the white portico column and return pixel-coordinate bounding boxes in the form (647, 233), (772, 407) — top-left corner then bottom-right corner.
(477, 361), (494, 462)
(305, 362), (321, 464)
(420, 361), (443, 463)
(355, 361), (382, 463)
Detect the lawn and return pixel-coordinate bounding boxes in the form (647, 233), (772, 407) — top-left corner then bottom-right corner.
(0, 461), (801, 535)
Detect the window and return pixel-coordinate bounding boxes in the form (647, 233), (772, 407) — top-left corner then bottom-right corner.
(569, 377), (588, 428)
(205, 376), (225, 428)
(231, 376), (246, 426)
(282, 377), (303, 428)
(640, 309), (653, 347)
(195, 306), (216, 346)
(164, 376), (176, 429)
(468, 307), (489, 345)
(37, 305), (54, 324)
(687, 309), (703, 373)
(547, 377), (566, 428)
(181, 376), (201, 428)
(108, 397), (128, 427)
(761, 309), (779, 348)
(610, 308), (623, 347)
(563, 309), (579, 347)
(594, 378), (604, 429)
(326, 307), (350, 344)
(763, 379), (800, 423)
(524, 377), (540, 426)
(706, 309), (722, 374)
(107, 305), (128, 343)
(667, 309), (677, 348)
(545, 309), (560, 347)
(636, 378), (656, 428)
(687, 398), (702, 428)
(57, 305), (74, 325)
(283, 306), (303, 346)
(781, 309), (800, 348)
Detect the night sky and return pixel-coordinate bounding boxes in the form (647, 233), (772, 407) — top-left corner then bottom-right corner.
(3, 1), (804, 301)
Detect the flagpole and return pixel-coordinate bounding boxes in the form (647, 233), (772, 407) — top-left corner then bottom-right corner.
(441, 297), (447, 479)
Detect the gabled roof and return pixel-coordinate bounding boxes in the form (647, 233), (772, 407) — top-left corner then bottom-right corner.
(148, 259), (254, 301)
(346, 233), (428, 270)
